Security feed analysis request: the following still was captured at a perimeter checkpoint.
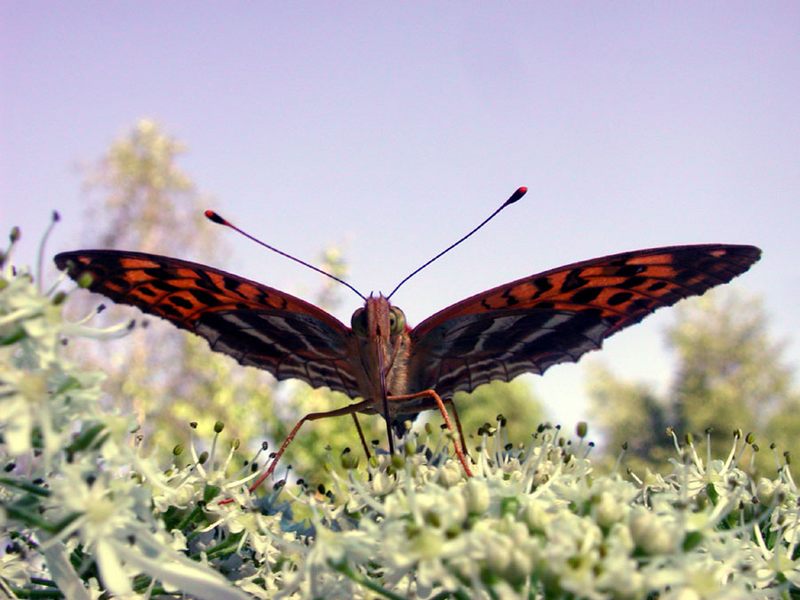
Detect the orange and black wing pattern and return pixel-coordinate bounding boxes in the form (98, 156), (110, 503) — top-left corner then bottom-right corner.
(408, 244), (761, 399)
(55, 250), (361, 397)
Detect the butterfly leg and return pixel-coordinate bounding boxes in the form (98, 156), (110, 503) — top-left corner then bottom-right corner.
(244, 399), (374, 497)
(351, 413), (372, 460)
(388, 390), (473, 477)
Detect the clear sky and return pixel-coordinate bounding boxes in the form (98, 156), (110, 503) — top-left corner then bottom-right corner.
(2, 3), (798, 429)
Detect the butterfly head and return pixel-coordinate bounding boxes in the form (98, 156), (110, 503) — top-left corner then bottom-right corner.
(349, 294), (411, 398)
(350, 294), (407, 340)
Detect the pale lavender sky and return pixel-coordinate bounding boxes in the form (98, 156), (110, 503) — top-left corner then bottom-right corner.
(2, 3), (798, 428)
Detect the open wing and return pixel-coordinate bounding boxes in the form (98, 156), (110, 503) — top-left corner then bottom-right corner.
(55, 250), (361, 398)
(408, 244), (761, 399)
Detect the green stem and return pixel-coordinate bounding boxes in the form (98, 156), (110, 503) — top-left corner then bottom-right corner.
(8, 588), (64, 599)
(3, 505), (61, 534)
(175, 504), (205, 532)
(203, 531), (245, 559)
(331, 560), (407, 600)
(0, 477), (52, 497)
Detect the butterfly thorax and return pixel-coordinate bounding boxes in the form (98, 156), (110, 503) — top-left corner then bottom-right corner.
(347, 295), (410, 415)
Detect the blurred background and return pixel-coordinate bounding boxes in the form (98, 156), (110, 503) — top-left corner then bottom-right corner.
(2, 3), (798, 478)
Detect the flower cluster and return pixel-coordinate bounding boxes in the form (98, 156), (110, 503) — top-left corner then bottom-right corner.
(1, 230), (248, 599)
(272, 424), (799, 599)
(1, 228), (799, 599)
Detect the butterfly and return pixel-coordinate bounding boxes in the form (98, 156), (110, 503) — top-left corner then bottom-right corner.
(54, 193), (761, 485)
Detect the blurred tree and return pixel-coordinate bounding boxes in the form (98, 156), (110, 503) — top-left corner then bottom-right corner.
(588, 367), (676, 475)
(589, 290), (799, 475)
(83, 119), (208, 254)
(75, 119), (279, 457)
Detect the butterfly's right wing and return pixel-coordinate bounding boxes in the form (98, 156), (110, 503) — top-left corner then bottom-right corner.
(408, 244), (761, 400)
(55, 250), (362, 398)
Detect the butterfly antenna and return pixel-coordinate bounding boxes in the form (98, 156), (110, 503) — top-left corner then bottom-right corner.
(205, 210), (367, 301)
(387, 186), (527, 299)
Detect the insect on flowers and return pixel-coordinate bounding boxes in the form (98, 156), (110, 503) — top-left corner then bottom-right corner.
(55, 187), (761, 493)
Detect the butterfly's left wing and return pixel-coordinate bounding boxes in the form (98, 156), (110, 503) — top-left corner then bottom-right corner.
(55, 250), (362, 397)
(408, 244), (761, 399)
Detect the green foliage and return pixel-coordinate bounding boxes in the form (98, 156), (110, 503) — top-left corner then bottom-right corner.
(588, 365), (676, 475)
(589, 289), (799, 475)
(453, 378), (545, 451)
(670, 293), (795, 442)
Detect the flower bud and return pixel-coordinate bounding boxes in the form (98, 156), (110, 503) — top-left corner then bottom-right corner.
(485, 538), (511, 574)
(595, 491), (625, 528)
(755, 478), (777, 505)
(437, 462), (461, 487)
(341, 448), (360, 470)
(404, 438), (417, 456)
(504, 547), (532, 586)
(77, 272), (94, 288)
(465, 479), (490, 515)
(629, 507), (678, 555)
(51, 291), (67, 305)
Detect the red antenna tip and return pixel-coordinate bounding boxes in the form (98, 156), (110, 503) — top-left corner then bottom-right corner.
(205, 210), (228, 225)
(503, 186), (527, 206)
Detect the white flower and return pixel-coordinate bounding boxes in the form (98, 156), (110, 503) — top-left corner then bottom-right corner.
(0, 550), (31, 589)
(629, 505), (681, 555)
(38, 456), (247, 599)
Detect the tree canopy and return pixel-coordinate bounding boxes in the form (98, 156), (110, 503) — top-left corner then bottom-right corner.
(589, 290), (798, 475)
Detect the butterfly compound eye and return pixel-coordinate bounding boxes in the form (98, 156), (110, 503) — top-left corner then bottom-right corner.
(389, 307), (406, 334)
(351, 307), (368, 336)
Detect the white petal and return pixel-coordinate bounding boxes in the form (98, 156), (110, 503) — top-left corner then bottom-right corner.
(114, 539), (247, 600)
(95, 539), (133, 596)
(41, 540), (92, 600)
